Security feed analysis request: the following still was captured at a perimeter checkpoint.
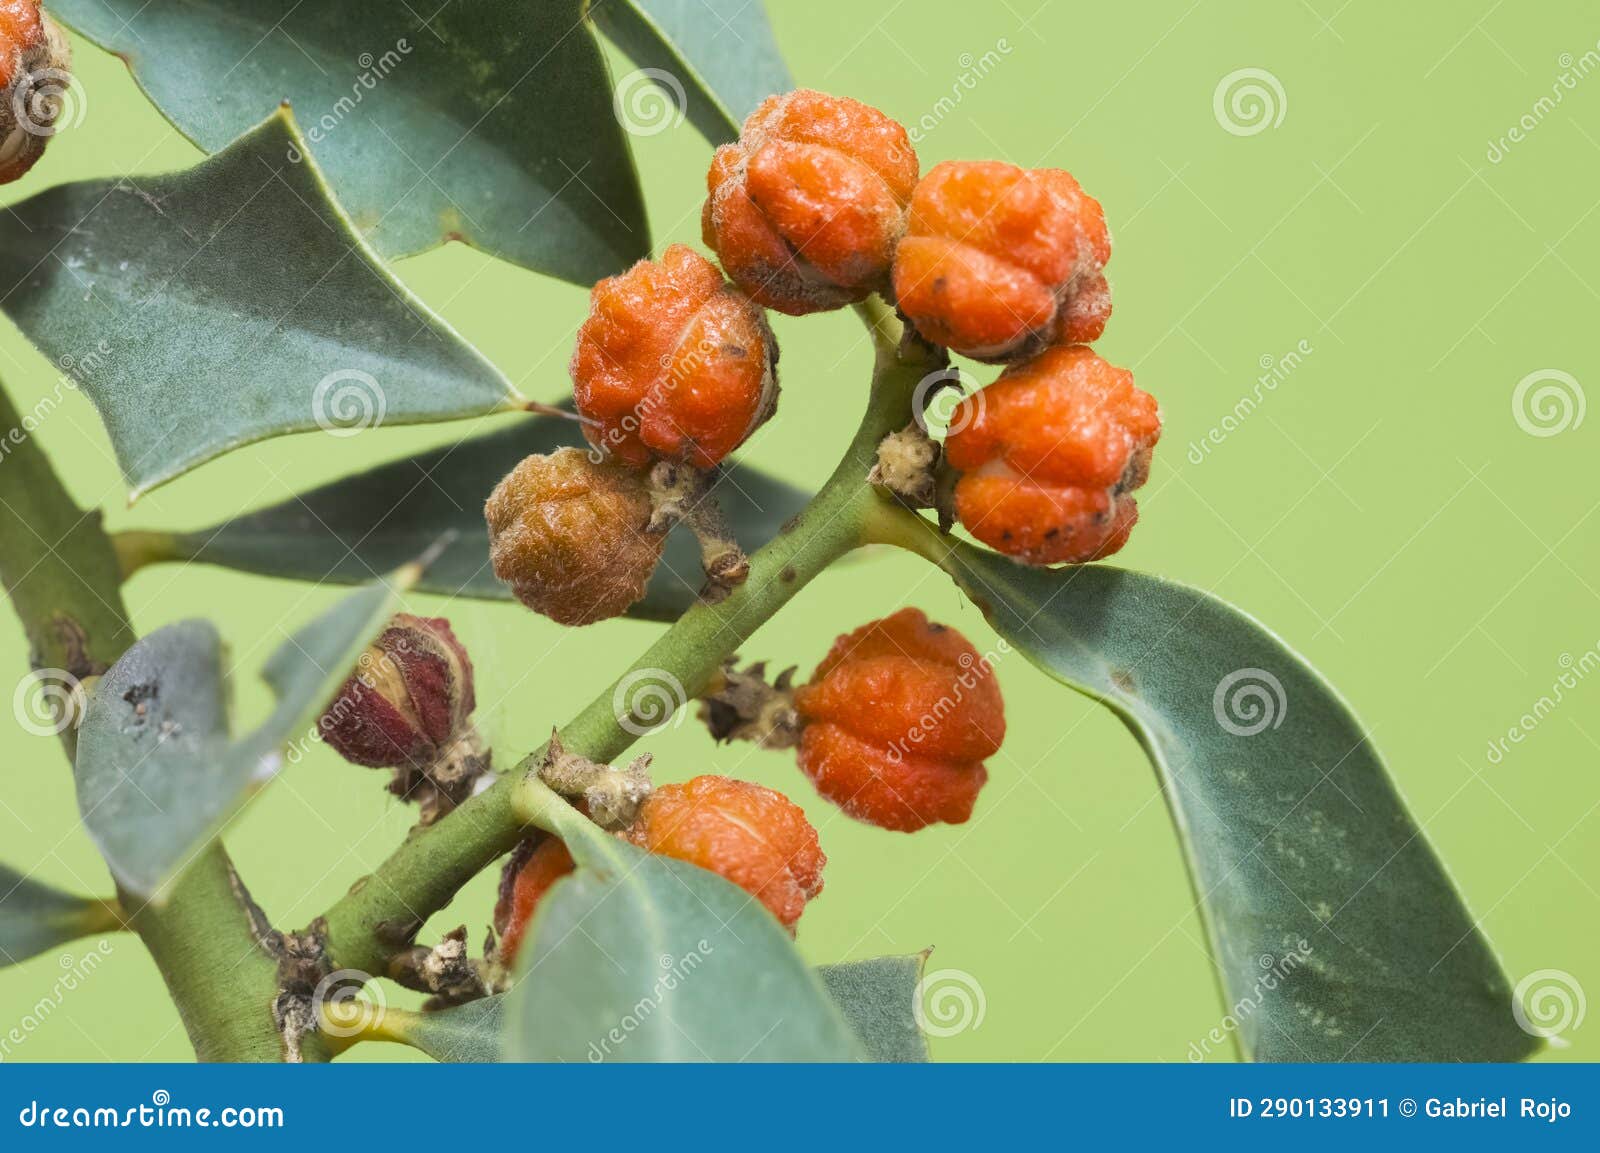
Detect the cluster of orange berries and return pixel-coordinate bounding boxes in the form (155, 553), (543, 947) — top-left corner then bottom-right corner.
(485, 88), (1160, 628)
(336, 88), (1164, 945)
(0, 1), (70, 185)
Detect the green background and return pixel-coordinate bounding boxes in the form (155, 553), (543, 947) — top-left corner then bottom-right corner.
(2, 0), (1596, 1061)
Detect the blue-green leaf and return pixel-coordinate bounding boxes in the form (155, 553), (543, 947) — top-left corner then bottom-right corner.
(0, 864), (121, 969)
(818, 953), (930, 1062)
(928, 533), (1536, 1062)
(504, 781), (862, 1061)
(590, 0), (792, 142)
(47, 0), (649, 281)
(0, 108), (520, 497)
(73, 572), (411, 899)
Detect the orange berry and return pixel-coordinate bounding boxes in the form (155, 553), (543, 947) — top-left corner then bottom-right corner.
(703, 89), (919, 315)
(943, 345), (1159, 565)
(571, 244), (776, 470)
(625, 775), (825, 932)
(484, 447), (666, 625)
(892, 160), (1110, 362)
(494, 837), (576, 966)
(0, 1), (69, 185)
(794, 608), (1003, 832)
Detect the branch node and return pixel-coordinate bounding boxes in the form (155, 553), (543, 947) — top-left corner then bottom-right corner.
(537, 729), (654, 829)
(697, 658), (802, 750)
(647, 460), (750, 601)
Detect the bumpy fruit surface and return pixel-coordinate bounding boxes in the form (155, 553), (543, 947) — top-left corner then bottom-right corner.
(794, 608), (1003, 832)
(0, 2), (69, 185)
(626, 775), (825, 932)
(703, 89), (919, 315)
(494, 836), (576, 965)
(892, 160), (1110, 362)
(571, 244), (776, 470)
(319, 613), (475, 770)
(943, 345), (1159, 565)
(484, 447), (666, 625)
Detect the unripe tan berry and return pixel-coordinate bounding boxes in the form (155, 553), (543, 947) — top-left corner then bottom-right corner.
(484, 447), (667, 625)
(0, 3), (71, 185)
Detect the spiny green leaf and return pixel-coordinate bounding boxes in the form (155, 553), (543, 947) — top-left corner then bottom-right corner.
(0, 864), (121, 969)
(47, 0), (649, 280)
(504, 782), (862, 1061)
(818, 953), (931, 1062)
(114, 414), (813, 622)
(938, 540), (1536, 1062)
(73, 572), (411, 899)
(590, 0), (792, 142)
(0, 108), (521, 498)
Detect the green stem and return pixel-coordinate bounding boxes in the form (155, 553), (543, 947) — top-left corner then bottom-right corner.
(111, 528), (184, 582)
(860, 493), (966, 567)
(0, 380), (298, 1062)
(320, 296), (938, 974)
